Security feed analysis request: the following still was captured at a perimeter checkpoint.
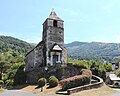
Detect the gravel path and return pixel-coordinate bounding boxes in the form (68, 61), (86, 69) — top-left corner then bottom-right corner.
(0, 89), (38, 96)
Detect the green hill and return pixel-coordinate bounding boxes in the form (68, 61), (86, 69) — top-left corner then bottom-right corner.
(0, 36), (34, 54)
(65, 41), (120, 62)
(1, 36), (120, 62)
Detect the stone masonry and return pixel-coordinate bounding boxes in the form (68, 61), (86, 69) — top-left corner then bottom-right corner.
(25, 10), (67, 84)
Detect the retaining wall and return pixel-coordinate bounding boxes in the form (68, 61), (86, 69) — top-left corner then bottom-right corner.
(67, 75), (104, 95)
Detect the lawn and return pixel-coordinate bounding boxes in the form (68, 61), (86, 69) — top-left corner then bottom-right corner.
(0, 88), (4, 93)
(20, 84), (118, 96)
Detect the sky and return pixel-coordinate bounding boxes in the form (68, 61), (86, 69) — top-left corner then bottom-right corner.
(0, 0), (120, 44)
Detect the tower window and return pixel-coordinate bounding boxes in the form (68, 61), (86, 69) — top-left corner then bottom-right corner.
(53, 20), (57, 27)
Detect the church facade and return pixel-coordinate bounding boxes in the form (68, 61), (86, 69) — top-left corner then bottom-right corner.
(25, 10), (67, 72)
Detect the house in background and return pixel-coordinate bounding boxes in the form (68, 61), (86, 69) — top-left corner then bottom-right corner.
(106, 73), (120, 86)
(112, 62), (120, 71)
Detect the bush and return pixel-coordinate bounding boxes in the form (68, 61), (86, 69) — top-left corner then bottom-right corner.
(49, 76), (59, 87)
(60, 75), (90, 90)
(0, 80), (4, 88)
(114, 69), (120, 77)
(73, 60), (89, 69)
(13, 64), (26, 86)
(105, 63), (112, 72)
(2, 73), (8, 83)
(38, 77), (46, 87)
(5, 80), (14, 88)
(81, 69), (92, 76)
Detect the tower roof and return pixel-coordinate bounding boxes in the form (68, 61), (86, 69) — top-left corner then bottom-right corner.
(48, 9), (63, 21)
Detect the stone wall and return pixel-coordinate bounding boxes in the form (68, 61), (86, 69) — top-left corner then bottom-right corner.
(25, 50), (35, 71)
(26, 68), (44, 84)
(26, 63), (81, 84)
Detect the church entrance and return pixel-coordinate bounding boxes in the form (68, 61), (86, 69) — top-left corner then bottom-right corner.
(53, 55), (58, 65)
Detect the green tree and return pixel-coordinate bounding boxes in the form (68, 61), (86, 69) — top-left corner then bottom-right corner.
(114, 69), (120, 77)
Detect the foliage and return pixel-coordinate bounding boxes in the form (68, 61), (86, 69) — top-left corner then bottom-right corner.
(0, 61), (10, 73)
(90, 61), (106, 80)
(48, 76), (59, 87)
(60, 75), (90, 90)
(38, 78), (46, 87)
(65, 41), (120, 62)
(0, 36), (34, 53)
(13, 64), (26, 85)
(114, 69), (120, 77)
(81, 69), (92, 76)
(5, 79), (14, 88)
(0, 80), (4, 88)
(2, 73), (8, 83)
(0, 36), (33, 86)
(71, 60), (112, 80)
(104, 63), (112, 72)
(72, 60), (89, 69)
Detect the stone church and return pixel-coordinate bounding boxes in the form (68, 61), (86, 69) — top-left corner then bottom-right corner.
(25, 10), (67, 81)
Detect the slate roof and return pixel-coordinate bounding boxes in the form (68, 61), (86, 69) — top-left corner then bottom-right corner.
(48, 9), (63, 21)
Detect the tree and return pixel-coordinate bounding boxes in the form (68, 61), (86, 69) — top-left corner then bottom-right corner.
(114, 69), (120, 77)
(0, 61), (10, 74)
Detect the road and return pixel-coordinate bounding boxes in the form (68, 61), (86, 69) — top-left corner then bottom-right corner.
(0, 89), (38, 96)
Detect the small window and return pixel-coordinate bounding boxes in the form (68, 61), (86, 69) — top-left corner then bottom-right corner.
(53, 20), (57, 27)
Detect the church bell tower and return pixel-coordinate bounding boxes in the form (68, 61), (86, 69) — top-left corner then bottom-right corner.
(42, 9), (66, 66)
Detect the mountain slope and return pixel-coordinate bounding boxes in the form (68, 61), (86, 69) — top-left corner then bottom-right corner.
(0, 36), (34, 53)
(65, 41), (120, 62)
(1, 36), (120, 62)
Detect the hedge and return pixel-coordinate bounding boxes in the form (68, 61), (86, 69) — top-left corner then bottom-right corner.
(38, 77), (46, 87)
(60, 75), (90, 90)
(48, 76), (58, 87)
(81, 69), (92, 76)
(59, 69), (92, 90)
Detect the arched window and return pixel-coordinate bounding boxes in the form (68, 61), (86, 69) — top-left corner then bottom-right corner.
(53, 20), (57, 27)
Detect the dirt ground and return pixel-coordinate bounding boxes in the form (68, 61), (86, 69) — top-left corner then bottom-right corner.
(20, 84), (117, 96)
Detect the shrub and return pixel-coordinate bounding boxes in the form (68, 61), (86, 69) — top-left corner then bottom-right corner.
(38, 77), (46, 87)
(13, 64), (26, 86)
(60, 75), (90, 90)
(81, 69), (92, 76)
(0, 80), (4, 88)
(2, 73), (8, 83)
(105, 63), (112, 72)
(49, 76), (59, 87)
(73, 60), (89, 69)
(5, 80), (14, 88)
(114, 69), (120, 77)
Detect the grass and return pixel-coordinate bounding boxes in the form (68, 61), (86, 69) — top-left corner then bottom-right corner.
(20, 83), (118, 96)
(70, 84), (117, 96)
(0, 88), (4, 93)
